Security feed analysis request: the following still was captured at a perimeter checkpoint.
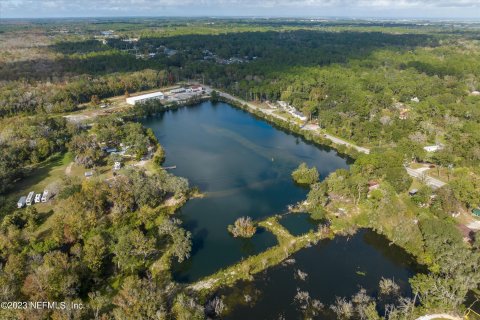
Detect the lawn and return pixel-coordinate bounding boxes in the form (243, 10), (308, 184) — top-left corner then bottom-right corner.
(6, 152), (73, 204)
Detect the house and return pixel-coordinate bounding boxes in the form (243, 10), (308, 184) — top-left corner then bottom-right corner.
(113, 162), (121, 171)
(85, 171), (94, 178)
(101, 30), (114, 36)
(278, 101), (288, 108)
(471, 90), (480, 96)
(423, 145), (443, 153)
(368, 181), (380, 192)
(170, 87), (186, 94)
(190, 85), (203, 93)
(17, 196), (27, 208)
(411, 97), (420, 103)
(126, 91), (164, 105)
(41, 190), (49, 203)
(26, 191), (35, 206)
(409, 189), (418, 196)
(123, 38), (139, 43)
(399, 108), (410, 120)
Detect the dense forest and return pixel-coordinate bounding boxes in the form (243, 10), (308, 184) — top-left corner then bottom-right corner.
(0, 18), (479, 319)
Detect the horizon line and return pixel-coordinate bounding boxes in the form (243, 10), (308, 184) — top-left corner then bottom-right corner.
(1, 15), (480, 22)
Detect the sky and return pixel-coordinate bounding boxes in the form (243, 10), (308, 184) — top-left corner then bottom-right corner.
(1, 0), (480, 19)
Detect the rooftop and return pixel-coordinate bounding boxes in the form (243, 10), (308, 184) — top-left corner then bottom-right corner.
(126, 91), (164, 102)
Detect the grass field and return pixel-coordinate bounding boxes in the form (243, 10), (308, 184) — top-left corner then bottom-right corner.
(7, 152), (72, 202)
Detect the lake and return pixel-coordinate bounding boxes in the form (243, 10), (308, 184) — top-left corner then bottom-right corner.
(220, 229), (420, 319)
(142, 101), (351, 281)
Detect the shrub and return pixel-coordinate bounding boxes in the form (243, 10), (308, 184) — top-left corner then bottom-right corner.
(292, 163), (320, 185)
(228, 216), (257, 238)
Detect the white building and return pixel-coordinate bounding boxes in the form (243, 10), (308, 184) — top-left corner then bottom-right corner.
(126, 91), (164, 105)
(114, 162), (121, 171)
(186, 85), (203, 93)
(170, 87), (186, 94)
(411, 97), (420, 103)
(423, 145), (443, 153)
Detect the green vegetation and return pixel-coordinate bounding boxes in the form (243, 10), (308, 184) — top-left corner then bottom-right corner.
(292, 162), (320, 185)
(227, 216), (257, 238)
(301, 148), (480, 317)
(0, 17), (479, 319)
(0, 113), (194, 319)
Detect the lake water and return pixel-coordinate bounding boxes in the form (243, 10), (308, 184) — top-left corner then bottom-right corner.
(221, 229), (420, 320)
(142, 101), (351, 281)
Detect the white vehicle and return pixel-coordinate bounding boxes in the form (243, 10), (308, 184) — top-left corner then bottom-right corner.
(34, 193), (42, 203)
(26, 191), (35, 206)
(17, 196), (27, 208)
(41, 190), (49, 203)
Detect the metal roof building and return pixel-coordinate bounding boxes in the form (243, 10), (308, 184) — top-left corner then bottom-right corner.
(126, 91), (164, 105)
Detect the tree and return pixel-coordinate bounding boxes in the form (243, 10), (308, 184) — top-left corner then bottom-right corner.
(228, 216), (257, 238)
(68, 133), (103, 168)
(172, 293), (205, 320)
(292, 163), (320, 185)
(306, 182), (329, 208)
(210, 90), (219, 103)
(113, 228), (157, 274)
(22, 251), (79, 301)
(83, 234), (107, 273)
(330, 297), (354, 319)
(91, 95), (100, 106)
(112, 275), (167, 320)
(158, 218), (192, 262)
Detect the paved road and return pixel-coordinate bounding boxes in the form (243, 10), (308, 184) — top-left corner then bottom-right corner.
(214, 88), (447, 189)
(415, 314), (461, 320)
(302, 124), (370, 154)
(405, 167), (446, 189)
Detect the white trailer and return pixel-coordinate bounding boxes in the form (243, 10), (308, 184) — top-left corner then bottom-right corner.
(34, 193), (42, 203)
(17, 196), (26, 208)
(41, 190), (49, 203)
(26, 191), (35, 206)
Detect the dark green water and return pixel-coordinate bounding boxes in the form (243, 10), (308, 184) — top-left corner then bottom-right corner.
(279, 212), (320, 236)
(142, 101), (351, 281)
(221, 229), (420, 320)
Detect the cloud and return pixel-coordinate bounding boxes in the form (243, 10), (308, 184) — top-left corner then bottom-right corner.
(1, 0), (479, 18)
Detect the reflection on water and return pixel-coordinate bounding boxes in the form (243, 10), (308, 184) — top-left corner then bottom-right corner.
(221, 229), (421, 320)
(143, 101), (351, 282)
